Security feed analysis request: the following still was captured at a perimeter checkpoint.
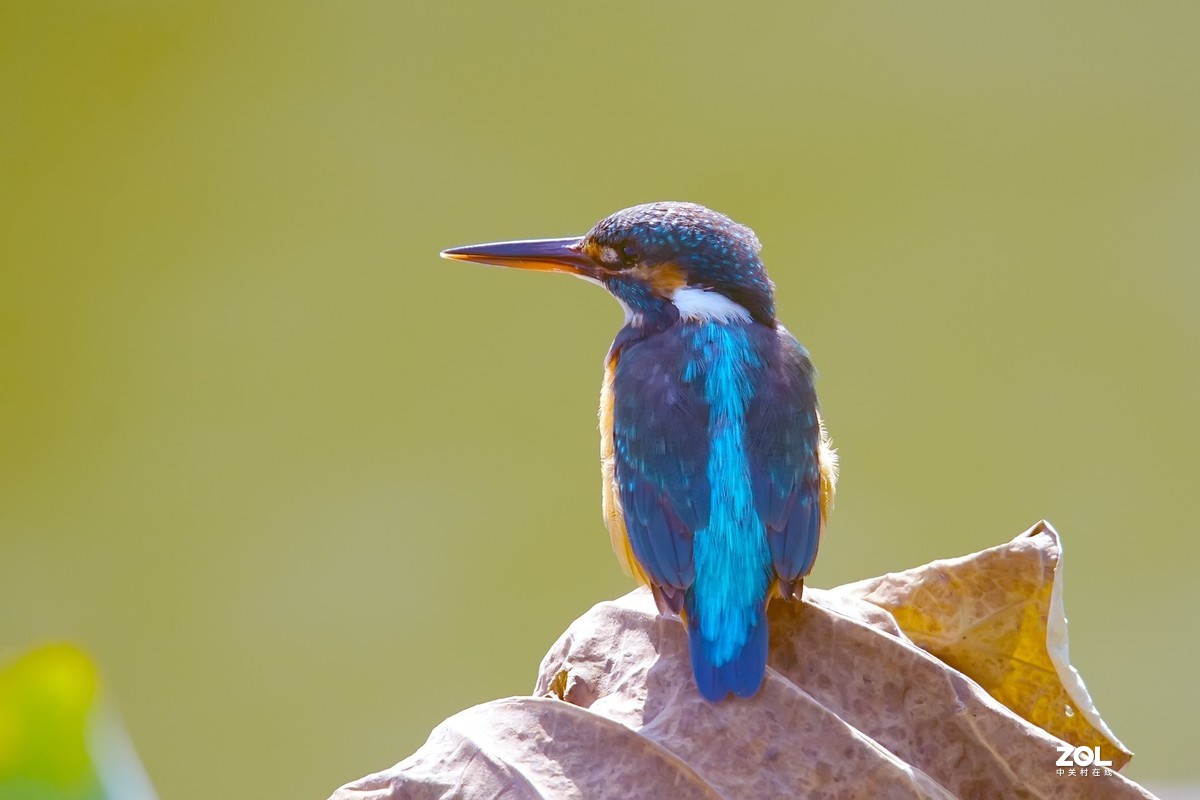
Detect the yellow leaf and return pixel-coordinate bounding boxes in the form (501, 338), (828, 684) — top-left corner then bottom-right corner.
(834, 520), (1132, 769)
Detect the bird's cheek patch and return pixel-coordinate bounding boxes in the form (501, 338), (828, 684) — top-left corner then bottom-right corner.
(634, 262), (687, 296)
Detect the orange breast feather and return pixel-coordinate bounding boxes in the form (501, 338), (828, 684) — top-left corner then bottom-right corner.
(599, 357), (650, 586)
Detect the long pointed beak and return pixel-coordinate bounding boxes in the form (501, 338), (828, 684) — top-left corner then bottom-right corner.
(440, 237), (595, 276)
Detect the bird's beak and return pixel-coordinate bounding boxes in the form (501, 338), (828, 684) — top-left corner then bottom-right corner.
(440, 237), (595, 276)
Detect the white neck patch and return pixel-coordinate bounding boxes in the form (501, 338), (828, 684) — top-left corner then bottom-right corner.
(671, 286), (752, 323)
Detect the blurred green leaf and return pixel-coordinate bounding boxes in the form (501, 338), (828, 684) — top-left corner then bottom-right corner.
(0, 644), (154, 800)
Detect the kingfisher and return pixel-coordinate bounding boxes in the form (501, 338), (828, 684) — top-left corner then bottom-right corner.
(442, 202), (836, 702)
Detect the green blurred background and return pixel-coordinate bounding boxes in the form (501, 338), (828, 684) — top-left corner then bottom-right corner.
(2, 2), (1197, 798)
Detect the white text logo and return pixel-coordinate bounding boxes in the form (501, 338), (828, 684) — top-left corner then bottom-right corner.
(1056, 745), (1113, 768)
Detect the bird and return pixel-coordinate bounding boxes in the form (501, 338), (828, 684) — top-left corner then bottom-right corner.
(441, 202), (836, 702)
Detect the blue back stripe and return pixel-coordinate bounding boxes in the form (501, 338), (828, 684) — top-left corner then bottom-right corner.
(688, 323), (769, 666)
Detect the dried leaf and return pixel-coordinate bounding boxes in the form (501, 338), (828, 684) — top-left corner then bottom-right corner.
(833, 519), (1131, 769)
(331, 524), (1152, 800)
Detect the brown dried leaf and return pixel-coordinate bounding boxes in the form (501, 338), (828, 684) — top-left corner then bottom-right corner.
(833, 519), (1132, 769)
(331, 524), (1152, 800)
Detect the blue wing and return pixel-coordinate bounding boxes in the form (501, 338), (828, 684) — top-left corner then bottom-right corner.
(613, 324), (821, 588)
(610, 322), (823, 702)
(610, 330), (710, 590)
(746, 327), (823, 585)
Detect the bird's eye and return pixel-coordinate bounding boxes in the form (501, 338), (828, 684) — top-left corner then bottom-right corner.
(596, 242), (638, 269)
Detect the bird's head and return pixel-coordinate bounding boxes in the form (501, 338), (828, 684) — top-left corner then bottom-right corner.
(441, 202), (776, 327)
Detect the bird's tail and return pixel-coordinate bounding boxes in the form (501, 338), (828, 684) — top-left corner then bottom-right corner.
(684, 593), (769, 702)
